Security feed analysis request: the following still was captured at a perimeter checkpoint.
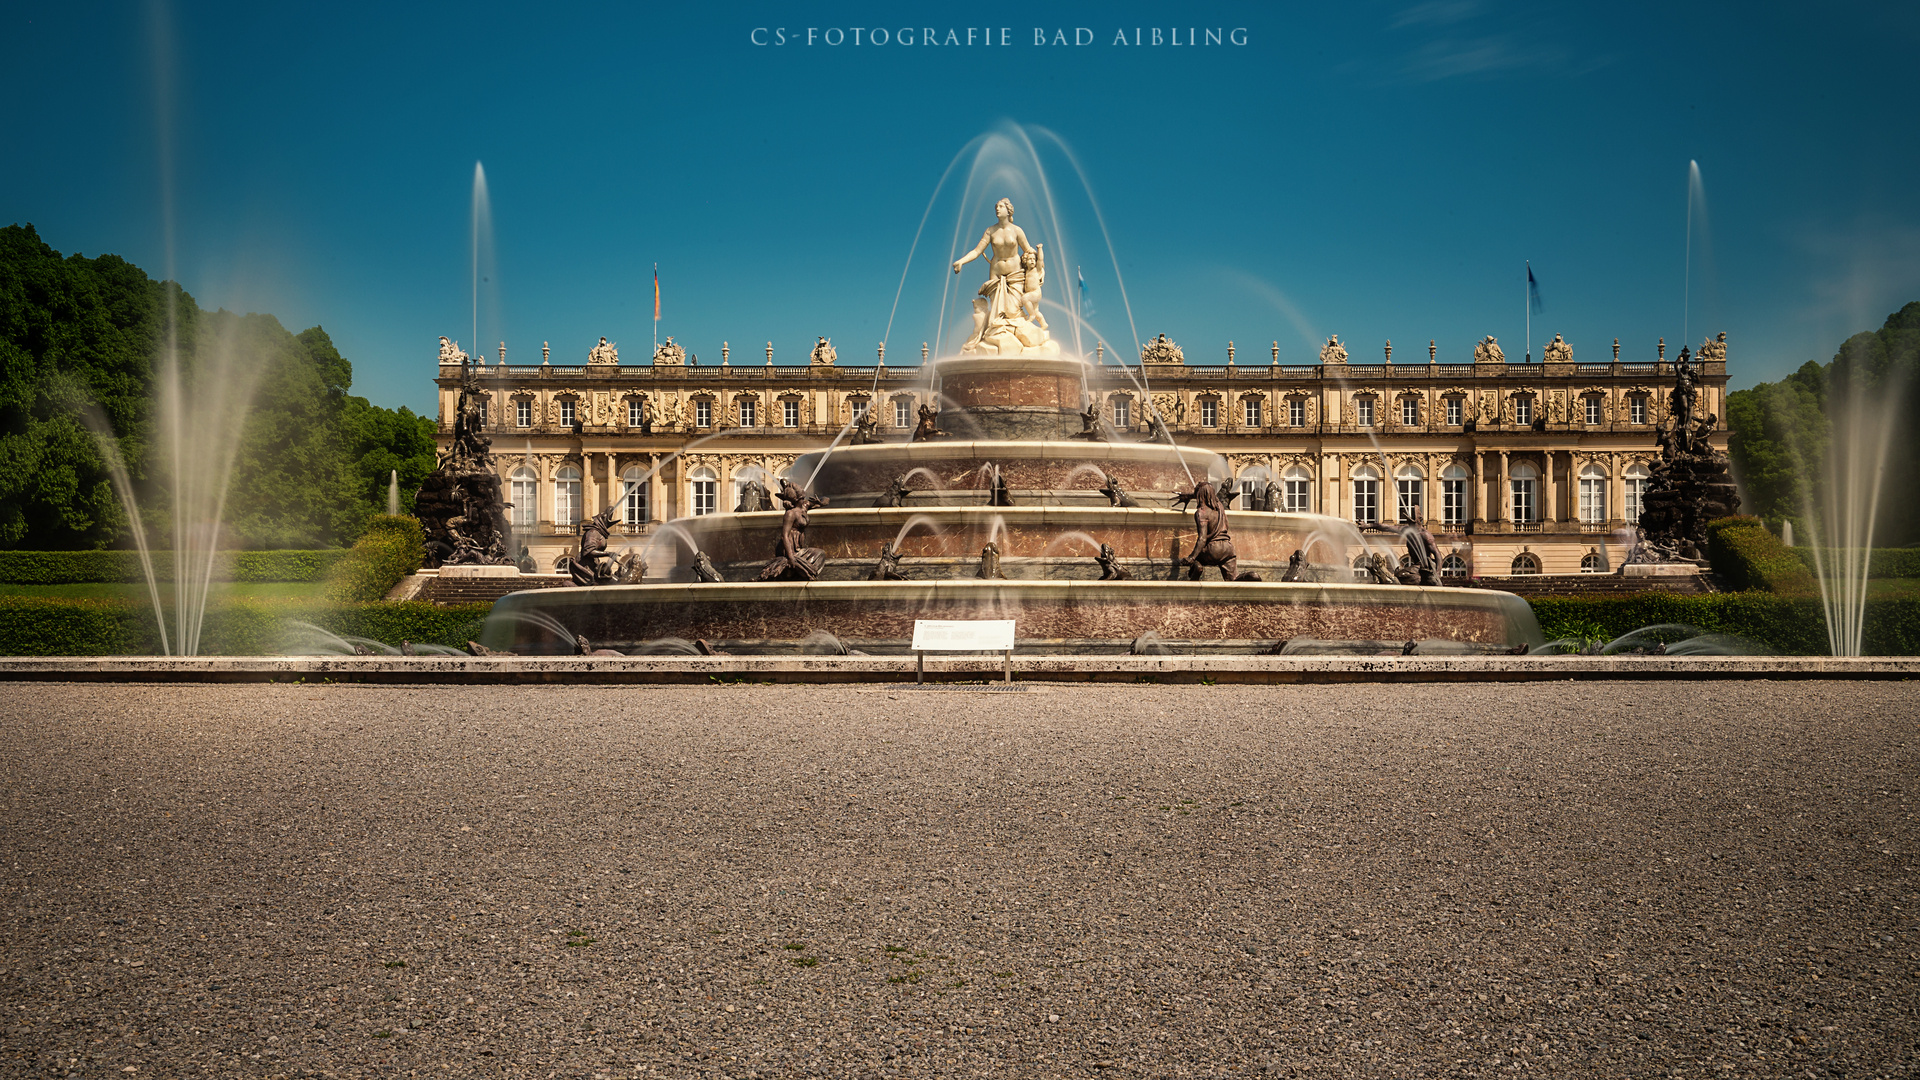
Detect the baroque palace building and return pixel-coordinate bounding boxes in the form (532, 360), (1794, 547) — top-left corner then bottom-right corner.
(433, 330), (1730, 578)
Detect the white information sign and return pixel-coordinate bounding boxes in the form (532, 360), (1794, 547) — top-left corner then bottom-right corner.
(911, 619), (1016, 652)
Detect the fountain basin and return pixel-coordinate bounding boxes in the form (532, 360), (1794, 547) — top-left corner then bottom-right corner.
(930, 356), (1090, 438)
(795, 440), (1226, 505)
(478, 580), (1544, 655)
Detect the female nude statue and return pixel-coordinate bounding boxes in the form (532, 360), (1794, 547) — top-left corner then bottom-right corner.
(951, 198), (1053, 355)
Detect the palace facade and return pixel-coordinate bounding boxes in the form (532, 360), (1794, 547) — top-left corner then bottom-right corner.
(433, 332), (1730, 579)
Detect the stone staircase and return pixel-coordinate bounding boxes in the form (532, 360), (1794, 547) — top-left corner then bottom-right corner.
(390, 572), (573, 606)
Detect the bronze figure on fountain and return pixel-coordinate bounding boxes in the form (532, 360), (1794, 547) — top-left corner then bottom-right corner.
(757, 479), (830, 581)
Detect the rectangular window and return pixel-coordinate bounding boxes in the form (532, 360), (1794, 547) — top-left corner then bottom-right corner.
(1352, 479), (1379, 525)
(1514, 397), (1533, 426)
(1446, 398), (1462, 426)
(1356, 398), (1374, 427)
(738, 398), (756, 427)
(555, 477), (580, 528)
(1442, 478), (1466, 525)
(692, 479), (716, 516)
(477, 398), (489, 427)
(1585, 397), (1602, 425)
(1283, 479), (1310, 513)
(1199, 399), (1218, 427)
(559, 400), (575, 427)
(1626, 479), (1648, 523)
(783, 400), (800, 427)
(1629, 396), (1647, 424)
(695, 400), (712, 428)
(627, 398), (644, 427)
(516, 399), (532, 428)
(1244, 398), (1262, 427)
(1289, 399), (1305, 427)
(895, 398), (911, 428)
(1401, 398), (1419, 427)
(1511, 479), (1537, 523)
(852, 399), (869, 423)
(1395, 478), (1423, 524)
(1113, 398), (1131, 428)
(1579, 478), (1607, 523)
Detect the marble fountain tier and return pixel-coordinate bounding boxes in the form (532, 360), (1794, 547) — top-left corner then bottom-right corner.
(480, 197), (1540, 655)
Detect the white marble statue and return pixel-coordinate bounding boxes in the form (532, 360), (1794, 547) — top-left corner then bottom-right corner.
(438, 336), (469, 365)
(1319, 335), (1348, 365)
(951, 198), (1060, 358)
(587, 337), (620, 365)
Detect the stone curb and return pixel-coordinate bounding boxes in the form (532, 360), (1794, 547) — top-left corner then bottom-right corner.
(0, 655), (1914, 685)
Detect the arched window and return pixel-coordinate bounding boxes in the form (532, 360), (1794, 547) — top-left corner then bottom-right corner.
(730, 465), (767, 513)
(1580, 551), (1606, 573)
(1625, 463), (1652, 524)
(1351, 463), (1381, 525)
(1509, 461), (1539, 524)
(1440, 464), (1469, 526)
(1394, 464), (1425, 524)
(1353, 552), (1374, 582)
(1510, 552), (1541, 575)
(1237, 465), (1273, 509)
(1441, 553), (1468, 579)
(509, 466), (538, 528)
(688, 465), (718, 517)
(554, 465), (581, 528)
(1281, 465), (1312, 513)
(1578, 463), (1609, 524)
(620, 465), (649, 527)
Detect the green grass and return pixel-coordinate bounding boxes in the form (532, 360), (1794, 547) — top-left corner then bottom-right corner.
(0, 581), (328, 601)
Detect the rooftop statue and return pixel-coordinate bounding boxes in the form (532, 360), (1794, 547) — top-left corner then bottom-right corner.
(1473, 336), (1506, 364)
(810, 337), (837, 366)
(1140, 334), (1185, 365)
(1698, 331), (1727, 363)
(588, 337), (620, 365)
(437, 336), (469, 365)
(1319, 336), (1348, 365)
(652, 338), (686, 366)
(1542, 333), (1572, 363)
(951, 198), (1061, 358)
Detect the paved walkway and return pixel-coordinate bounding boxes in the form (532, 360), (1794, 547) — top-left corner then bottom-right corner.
(1, 682), (1914, 1078)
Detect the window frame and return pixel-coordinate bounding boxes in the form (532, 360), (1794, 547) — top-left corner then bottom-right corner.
(782, 399), (800, 428)
(1288, 398), (1306, 427)
(1198, 398), (1219, 428)
(554, 464), (582, 528)
(738, 397), (757, 428)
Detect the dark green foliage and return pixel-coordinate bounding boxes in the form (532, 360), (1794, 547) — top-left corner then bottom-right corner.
(0, 595), (488, 656)
(1527, 593), (1920, 656)
(0, 224), (438, 550)
(1728, 301), (1920, 544)
(1789, 547), (1920, 579)
(324, 516), (424, 601)
(0, 549), (346, 584)
(1704, 516), (1815, 594)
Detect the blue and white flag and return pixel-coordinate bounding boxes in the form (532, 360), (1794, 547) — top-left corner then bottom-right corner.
(1527, 263), (1543, 314)
(1077, 266), (1095, 318)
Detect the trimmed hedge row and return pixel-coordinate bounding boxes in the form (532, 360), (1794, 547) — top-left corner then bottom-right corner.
(1529, 593), (1920, 655)
(1705, 516), (1816, 594)
(0, 549), (349, 585)
(1790, 546), (1920, 579)
(324, 517), (425, 602)
(0, 596), (491, 656)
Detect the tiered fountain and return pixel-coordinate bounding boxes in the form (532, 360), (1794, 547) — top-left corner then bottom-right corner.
(480, 199), (1541, 655)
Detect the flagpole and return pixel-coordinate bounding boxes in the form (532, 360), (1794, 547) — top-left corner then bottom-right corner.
(652, 263), (659, 354)
(1525, 261), (1531, 364)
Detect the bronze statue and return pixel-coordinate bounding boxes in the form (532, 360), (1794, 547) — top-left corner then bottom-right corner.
(414, 355), (513, 568)
(757, 479), (830, 581)
(1281, 549), (1307, 583)
(851, 406), (881, 445)
(566, 507), (619, 586)
(986, 466), (1013, 506)
(1177, 478), (1249, 581)
(613, 550), (647, 583)
(1362, 523), (1441, 586)
(911, 403), (944, 442)
(876, 474), (913, 508)
(1636, 346), (1739, 559)
(976, 541), (1007, 579)
(870, 540), (906, 581)
(735, 479), (774, 513)
(1365, 552), (1399, 586)
(1096, 542), (1131, 580)
(1098, 473), (1140, 508)
(690, 550), (725, 583)
(1072, 401), (1106, 441)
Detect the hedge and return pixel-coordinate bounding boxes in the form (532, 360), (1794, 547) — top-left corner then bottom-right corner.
(1789, 546), (1920, 579)
(1705, 516), (1816, 594)
(0, 549), (348, 585)
(323, 516), (424, 602)
(0, 596), (491, 656)
(1529, 593), (1920, 656)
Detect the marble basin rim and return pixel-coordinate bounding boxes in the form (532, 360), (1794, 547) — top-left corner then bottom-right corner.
(792, 438), (1228, 496)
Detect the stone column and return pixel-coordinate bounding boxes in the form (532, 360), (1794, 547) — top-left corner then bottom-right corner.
(1496, 451), (1510, 525)
(1472, 452), (1485, 526)
(1544, 451), (1557, 524)
(649, 453), (662, 523)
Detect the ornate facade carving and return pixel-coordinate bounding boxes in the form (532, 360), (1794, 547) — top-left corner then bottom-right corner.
(1473, 336), (1506, 364)
(651, 338), (685, 366)
(588, 337), (621, 365)
(1319, 336), (1348, 365)
(1140, 333), (1186, 365)
(1548, 389), (1566, 423)
(809, 337), (837, 366)
(1542, 334), (1572, 363)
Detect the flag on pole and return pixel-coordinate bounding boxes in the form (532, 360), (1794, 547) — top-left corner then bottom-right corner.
(1527, 263), (1543, 314)
(653, 265), (661, 322)
(1077, 266), (1095, 317)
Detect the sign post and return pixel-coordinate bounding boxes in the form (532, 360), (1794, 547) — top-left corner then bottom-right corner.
(909, 619), (1017, 684)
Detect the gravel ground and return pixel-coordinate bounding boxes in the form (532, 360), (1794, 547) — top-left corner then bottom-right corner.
(0, 681), (1914, 1079)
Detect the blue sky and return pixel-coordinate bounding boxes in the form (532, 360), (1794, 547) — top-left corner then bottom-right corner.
(5, 1), (1918, 415)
